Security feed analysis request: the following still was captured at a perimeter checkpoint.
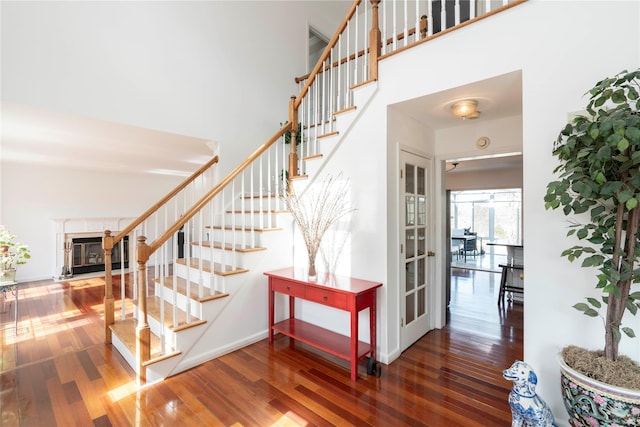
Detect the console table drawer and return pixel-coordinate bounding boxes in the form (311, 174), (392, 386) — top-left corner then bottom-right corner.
(305, 287), (348, 310)
(271, 278), (305, 297)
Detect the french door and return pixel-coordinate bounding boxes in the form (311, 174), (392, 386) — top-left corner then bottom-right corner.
(400, 150), (434, 351)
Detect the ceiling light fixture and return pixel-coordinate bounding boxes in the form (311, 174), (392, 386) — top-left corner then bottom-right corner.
(446, 161), (459, 172)
(451, 100), (481, 120)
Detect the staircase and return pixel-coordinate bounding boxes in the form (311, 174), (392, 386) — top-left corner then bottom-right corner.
(102, 0), (526, 385)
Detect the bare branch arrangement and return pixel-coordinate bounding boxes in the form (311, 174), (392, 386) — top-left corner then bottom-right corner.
(282, 174), (356, 279)
(320, 217), (352, 277)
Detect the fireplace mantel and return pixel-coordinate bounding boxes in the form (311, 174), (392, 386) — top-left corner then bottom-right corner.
(52, 217), (136, 280)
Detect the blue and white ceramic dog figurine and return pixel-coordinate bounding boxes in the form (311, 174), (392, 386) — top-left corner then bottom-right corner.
(503, 360), (557, 427)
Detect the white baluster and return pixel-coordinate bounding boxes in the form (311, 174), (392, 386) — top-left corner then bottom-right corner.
(403, 0), (408, 47)
(160, 243), (165, 354)
(381, 1), (387, 55)
(172, 226), (178, 334)
(392, 0), (397, 51)
(120, 237), (126, 321)
(455, 0), (460, 26)
(209, 195), (214, 296)
(220, 187), (226, 272)
(241, 171), (246, 250)
(417, 0), (421, 43)
(250, 163), (256, 248)
(427, 0), (433, 37)
(363, 0), (369, 83)
(470, 0), (476, 19)
(231, 181), (237, 270)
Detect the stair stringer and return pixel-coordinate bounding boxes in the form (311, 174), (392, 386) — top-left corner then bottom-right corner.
(146, 213), (295, 381)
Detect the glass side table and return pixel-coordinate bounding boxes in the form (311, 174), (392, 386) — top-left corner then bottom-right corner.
(0, 280), (18, 334)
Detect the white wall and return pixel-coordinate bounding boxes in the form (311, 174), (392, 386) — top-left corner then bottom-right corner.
(0, 162), (183, 281)
(436, 114), (523, 161)
(0, 1), (350, 281)
(328, 1), (639, 422)
(1, 1), (350, 172)
(446, 167), (522, 191)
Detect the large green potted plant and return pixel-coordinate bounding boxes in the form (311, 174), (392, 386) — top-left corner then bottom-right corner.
(0, 225), (30, 283)
(544, 69), (640, 425)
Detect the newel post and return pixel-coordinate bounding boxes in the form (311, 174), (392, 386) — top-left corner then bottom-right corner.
(102, 230), (114, 344)
(136, 236), (151, 385)
(288, 95), (299, 191)
(369, 0), (381, 81)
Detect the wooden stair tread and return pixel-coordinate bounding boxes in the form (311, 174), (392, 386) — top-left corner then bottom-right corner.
(333, 105), (356, 116)
(318, 131), (339, 139)
(146, 296), (206, 332)
(176, 257), (249, 276)
(225, 209), (287, 214)
(191, 241), (266, 253)
(206, 225), (283, 232)
(303, 154), (323, 161)
(109, 319), (181, 366)
(241, 193), (279, 199)
(154, 275), (229, 303)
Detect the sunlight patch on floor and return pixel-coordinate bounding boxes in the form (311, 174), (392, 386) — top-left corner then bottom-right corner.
(107, 380), (138, 402)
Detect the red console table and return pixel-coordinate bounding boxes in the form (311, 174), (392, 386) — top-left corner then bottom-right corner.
(265, 267), (382, 380)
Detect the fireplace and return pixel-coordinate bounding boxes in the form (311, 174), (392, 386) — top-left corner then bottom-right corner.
(70, 236), (129, 275)
(52, 217), (137, 281)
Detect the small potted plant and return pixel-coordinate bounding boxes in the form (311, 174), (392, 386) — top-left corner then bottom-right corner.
(0, 226), (31, 283)
(544, 69), (640, 425)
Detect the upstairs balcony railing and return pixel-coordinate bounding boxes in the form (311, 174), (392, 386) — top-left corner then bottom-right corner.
(292, 0), (525, 174)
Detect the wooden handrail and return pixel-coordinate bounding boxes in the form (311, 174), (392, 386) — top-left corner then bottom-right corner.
(102, 154), (218, 345)
(294, 0), (527, 85)
(108, 155), (220, 248)
(379, 0), (528, 61)
(294, 0), (361, 109)
(148, 123), (292, 254)
(293, 19), (419, 85)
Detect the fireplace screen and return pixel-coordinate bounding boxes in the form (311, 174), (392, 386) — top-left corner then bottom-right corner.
(71, 236), (129, 274)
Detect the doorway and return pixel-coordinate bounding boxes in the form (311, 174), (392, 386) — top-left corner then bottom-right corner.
(449, 188), (522, 272)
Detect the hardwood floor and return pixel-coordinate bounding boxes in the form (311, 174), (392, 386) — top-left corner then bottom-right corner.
(1, 269), (522, 426)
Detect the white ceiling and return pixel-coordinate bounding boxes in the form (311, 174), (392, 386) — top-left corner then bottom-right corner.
(391, 70), (524, 173)
(1, 103), (215, 177)
(1, 72), (522, 176)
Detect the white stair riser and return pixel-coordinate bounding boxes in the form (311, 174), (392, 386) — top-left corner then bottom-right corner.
(184, 244), (270, 269)
(236, 197), (284, 211)
(146, 315), (207, 353)
(207, 229), (268, 245)
(153, 282), (230, 320)
(222, 212), (279, 227)
(154, 282), (206, 318)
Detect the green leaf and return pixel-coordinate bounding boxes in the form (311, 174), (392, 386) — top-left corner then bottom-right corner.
(622, 327), (636, 338)
(612, 88), (627, 104)
(573, 303), (599, 317)
(586, 297), (601, 308)
(618, 190), (634, 203)
(618, 137), (630, 152)
(627, 198), (638, 211)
